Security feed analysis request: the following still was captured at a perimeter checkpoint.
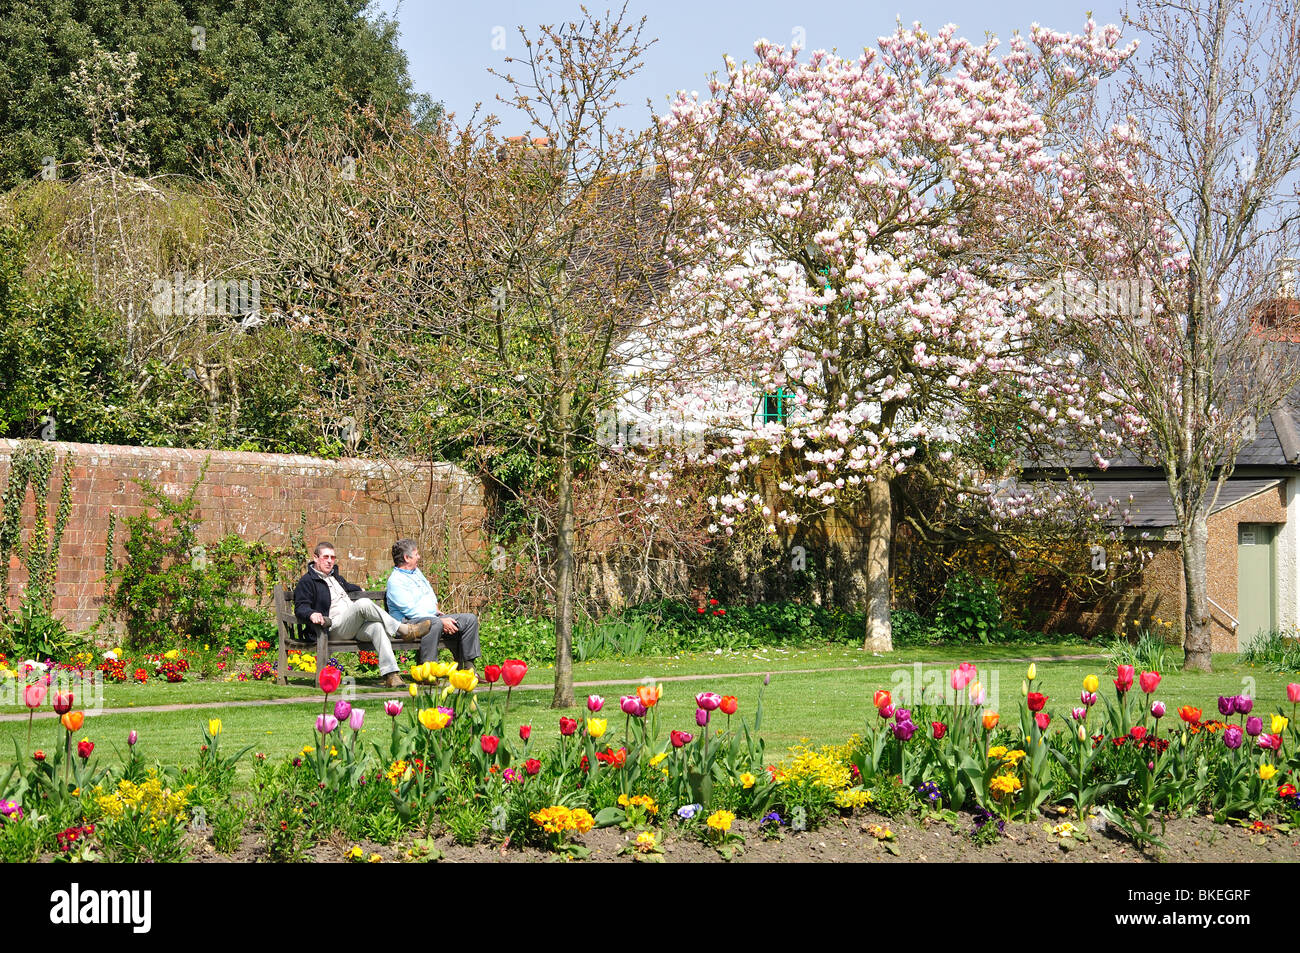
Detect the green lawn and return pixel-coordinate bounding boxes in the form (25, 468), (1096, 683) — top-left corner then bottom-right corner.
(3, 645), (1291, 783)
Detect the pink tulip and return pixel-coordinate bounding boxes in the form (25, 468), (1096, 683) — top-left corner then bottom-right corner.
(1114, 665), (1134, 693)
(316, 714), (338, 735)
(384, 700), (403, 717)
(128, 730), (138, 746)
(349, 709), (365, 732)
(1071, 707), (1087, 721)
(949, 662), (977, 692)
(1081, 690), (1098, 707)
(1138, 671), (1161, 694)
(1288, 684), (1300, 704)
(23, 684), (46, 709)
(968, 682), (986, 705)
(1150, 701), (1166, 719)
(1034, 712), (1050, 730)
(695, 692), (722, 711)
(695, 707), (710, 727)
(587, 694), (605, 712)
(620, 695), (646, 718)
(334, 699), (352, 722)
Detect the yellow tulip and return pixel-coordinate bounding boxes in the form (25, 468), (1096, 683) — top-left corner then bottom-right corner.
(1260, 764), (1278, 781)
(1026, 663), (1036, 681)
(408, 684), (418, 697)
(409, 665), (424, 683)
(208, 719), (222, 736)
(1021, 680), (1028, 697)
(418, 708), (450, 731)
(587, 718), (607, 739)
(1082, 674), (1099, 694)
(1271, 714), (1288, 734)
(449, 669), (478, 693)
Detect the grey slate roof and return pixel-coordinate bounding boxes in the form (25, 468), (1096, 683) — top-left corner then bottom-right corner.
(1069, 478), (1284, 527)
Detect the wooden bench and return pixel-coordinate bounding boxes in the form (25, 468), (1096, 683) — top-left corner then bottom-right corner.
(273, 582), (394, 686)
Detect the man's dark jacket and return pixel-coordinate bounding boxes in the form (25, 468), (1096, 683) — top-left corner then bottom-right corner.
(293, 565), (361, 638)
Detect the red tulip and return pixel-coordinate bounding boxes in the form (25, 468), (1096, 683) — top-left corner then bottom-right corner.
(524, 758), (541, 776)
(77, 739), (94, 759)
(1026, 692), (1047, 713)
(719, 695), (739, 715)
(23, 684), (47, 709)
(318, 667), (342, 695)
(1288, 683), (1300, 704)
(480, 735), (500, 755)
(670, 729), (694, 747)
(501, 659), (527, 687)
(1129, 725), (1146, 741)
(32, 750), (45, 762)
(484, 664), (502, 684)
(1138, 671), (1161, 694)
(559, 716), (578, 736)
(931, 721), (947, 740)
(519, 724), (531, 741)
(1035, 712), (1050, 730)
(1114, 665), (1134, 693)
(52, 692), (74, 715)
(873, 690), (892, 710)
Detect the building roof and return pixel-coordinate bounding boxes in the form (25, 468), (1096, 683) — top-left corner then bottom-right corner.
(1070, 477), (1284, 528)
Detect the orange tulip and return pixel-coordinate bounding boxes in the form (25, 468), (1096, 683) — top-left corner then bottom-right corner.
(61, 711), (84, 732)
(719, 695), (739, 715)
(873, 690), (891, 709)
(636, 684), (662, 708)
(981, 712), (999, 731)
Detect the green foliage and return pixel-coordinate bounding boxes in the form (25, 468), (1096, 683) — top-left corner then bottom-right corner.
(933, 571), (1004, 644)
(0, 0), (426, 188)
(1106, 630), (1179, 672)
(0, 602), (85, 661)
(1238, 630), (1300, 674)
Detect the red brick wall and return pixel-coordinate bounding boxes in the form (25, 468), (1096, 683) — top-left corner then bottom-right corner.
(0, 440), (488, 633)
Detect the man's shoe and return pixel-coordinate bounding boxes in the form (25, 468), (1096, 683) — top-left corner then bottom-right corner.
(383, 672), (405, 689)
(397, 618), (433, 641)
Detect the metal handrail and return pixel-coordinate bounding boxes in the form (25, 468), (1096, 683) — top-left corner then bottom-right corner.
(1207, 596), (1239, 630)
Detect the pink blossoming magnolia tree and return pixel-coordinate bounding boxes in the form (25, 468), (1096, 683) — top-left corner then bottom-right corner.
(654, 22), (1138, 651)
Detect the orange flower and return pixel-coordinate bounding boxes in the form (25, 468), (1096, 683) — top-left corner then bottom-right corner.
(61, 711), (84, 732)
(981, 712), (999, 731)
(873, 690), (891, 709)
(1178, 705), (1202, 724)
(719, 695), (739, 715)
(636, 684), (662, 708)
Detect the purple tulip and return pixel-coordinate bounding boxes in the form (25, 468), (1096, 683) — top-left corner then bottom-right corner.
(1218, 696), (1235, 717)
(1234, 695), (1254, 715)
(349, 709), (366, 732)
(696, 692), (722, 711)
(891, 720), (916, 742)
(879, 704), (896, 720)
(1223, 725), (1243, 749)
(1245, 715), (1262, 736)
(316, 714), (339, 735)
(127, 730), (138, 746)
(620, 695), (647, 718)
(895, 708), (912, 724)
(695, 707), (710, 727)
(764, 673), (771, 686)
(1081, 690), (1098, 707)
(587, 694), (605, 712)
(1071, 707), (1087, 721)
(1150, 701), (1166, 719)
(384, 700), (403, 717)
(437, 706), (454, 723)
(334, 699), (352, 722)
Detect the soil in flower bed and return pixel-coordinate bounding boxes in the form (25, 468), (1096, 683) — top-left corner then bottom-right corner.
(153, 812), (1300, 863)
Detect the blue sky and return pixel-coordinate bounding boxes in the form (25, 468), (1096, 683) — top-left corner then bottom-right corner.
(371, 0), (1129, 131)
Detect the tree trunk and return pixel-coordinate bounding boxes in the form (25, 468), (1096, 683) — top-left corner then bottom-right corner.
(551, 421), (577, 708)
(863, 475), (893, 653)
(1181, 512), (1213, 672)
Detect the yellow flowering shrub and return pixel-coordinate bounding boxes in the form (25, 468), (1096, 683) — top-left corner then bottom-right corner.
(93, 775), (192, 831)
(773, 742), (854, 790)
(617, 794), (658, 815)
(990, 774), (1022, 799)
(833, 789), (874, 809)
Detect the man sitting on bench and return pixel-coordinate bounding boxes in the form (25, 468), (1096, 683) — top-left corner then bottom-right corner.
(385, 538), (481, 670)
(294, 541), (431, 689)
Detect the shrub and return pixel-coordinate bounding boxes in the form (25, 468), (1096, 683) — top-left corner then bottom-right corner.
(932, 571), (1003, 643)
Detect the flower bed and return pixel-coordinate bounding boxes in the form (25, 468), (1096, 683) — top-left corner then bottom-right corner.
(2, 658), (1300, 863)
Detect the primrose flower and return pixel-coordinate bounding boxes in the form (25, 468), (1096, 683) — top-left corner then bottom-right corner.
(740, 772), (756, 788)
(706, 810), (735, 833)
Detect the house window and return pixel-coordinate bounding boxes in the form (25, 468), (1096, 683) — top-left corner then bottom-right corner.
(758, 388), (791, 424)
